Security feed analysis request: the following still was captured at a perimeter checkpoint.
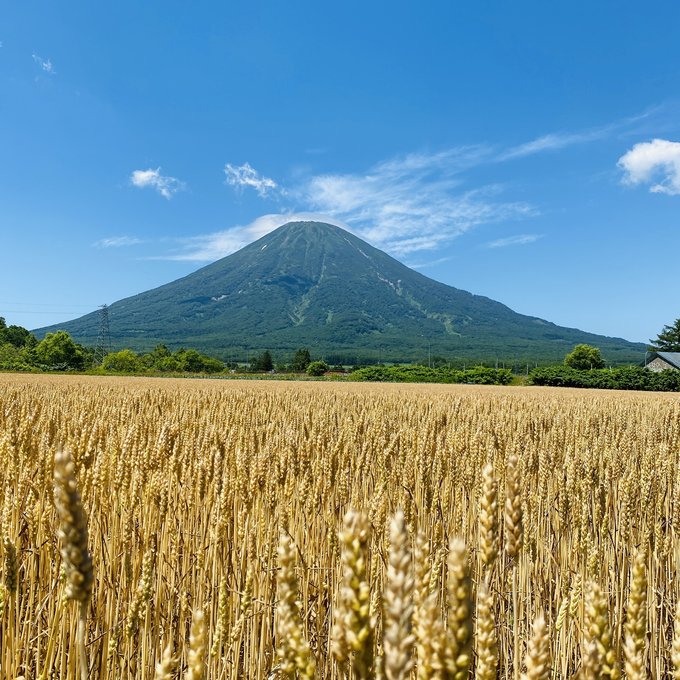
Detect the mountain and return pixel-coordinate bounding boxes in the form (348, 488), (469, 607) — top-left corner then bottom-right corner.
(35, 221), (644, 364)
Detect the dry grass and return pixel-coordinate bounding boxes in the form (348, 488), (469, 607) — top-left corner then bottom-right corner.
(0, 373), (679, 678)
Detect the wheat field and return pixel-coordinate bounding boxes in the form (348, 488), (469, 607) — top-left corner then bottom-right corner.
(0, 373), (678, 679)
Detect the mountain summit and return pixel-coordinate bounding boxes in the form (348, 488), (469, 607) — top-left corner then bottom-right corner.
(36, 221), (643, 363)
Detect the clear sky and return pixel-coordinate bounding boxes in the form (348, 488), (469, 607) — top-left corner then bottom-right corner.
(1, 1), (679, 343)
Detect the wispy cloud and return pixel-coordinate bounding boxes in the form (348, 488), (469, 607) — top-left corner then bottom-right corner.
(499, 131), (604, 160)
(618, 138), (680, 195)
(499, 110), (655, 161)
(486, 234), (543, 248)
(160, 213), (349, 261)
(406, 256), (454, 269)
(299, 148), (534, 255)
(130, 167), (184, 199)
(224, 162), (279, 197)
(94, 236), (144, 248)
(32, 53), (55, 74)
(153, 146), (537, 261)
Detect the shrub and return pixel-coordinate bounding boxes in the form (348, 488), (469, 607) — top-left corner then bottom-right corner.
(350, 365), (512, 385)
(529, 365), (680, 392)
(102, 349), (143, 373)
(306, 361), (329, 376)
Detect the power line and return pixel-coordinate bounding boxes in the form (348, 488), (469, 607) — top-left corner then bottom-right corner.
(0, 301), (97, 308)
(0, 310), (96, 316)
(0, 301), (99, 320)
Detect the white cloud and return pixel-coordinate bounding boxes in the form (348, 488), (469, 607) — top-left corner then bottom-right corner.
(32, 53), (55, 74)
(486, 234), (543, 248)
(406, 256), (454, 269)
(224, 162), (279, 197)
(299, 149), (534, 255)
(499, 131), (603, 160)
(130, 167), (184, 199)
(618, 138), (680, 195)
(499, 110), (654, 161)
(163, 213), (350, 261)
(154, 146), (536, 261)
(94, 236), (144, 248)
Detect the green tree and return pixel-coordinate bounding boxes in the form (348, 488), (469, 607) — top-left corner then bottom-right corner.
(102, 349), (142, 372)
(175, 348), (224, 373)
(155, 356), (182, 372)
(149, 344), (172, 361)
(251, 350), (273, 372)
(564, 344), (605, 371)
(142, 344), (175, 371)
(650, 318), (680, 352)
(0, 343), (21, 368)
(290, 348), (312, 372)
(306, 360), (329, 376)
(34, 331), (86, 370)
(2, 325), (36, 348)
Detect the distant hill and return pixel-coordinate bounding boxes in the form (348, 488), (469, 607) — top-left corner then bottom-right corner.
(35, 221), (645, 364)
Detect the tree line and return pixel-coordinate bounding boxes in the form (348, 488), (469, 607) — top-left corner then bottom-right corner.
(0, 318), (330, 375)
(526, 318), (680, 392)
(2, 315), (678, 379)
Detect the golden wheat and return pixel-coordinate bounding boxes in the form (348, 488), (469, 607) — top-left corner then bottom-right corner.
(0, 373), (677, 678)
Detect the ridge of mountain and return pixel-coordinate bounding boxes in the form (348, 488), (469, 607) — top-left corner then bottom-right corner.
(35, 221), (645, 364)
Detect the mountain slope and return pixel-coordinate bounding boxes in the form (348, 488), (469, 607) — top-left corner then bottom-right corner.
(35, 221), (645, 363)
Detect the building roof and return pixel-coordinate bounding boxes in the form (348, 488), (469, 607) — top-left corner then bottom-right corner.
(652, 352), (680, 369)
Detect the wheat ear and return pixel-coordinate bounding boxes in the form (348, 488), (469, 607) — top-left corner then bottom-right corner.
(413, 533), (445, 679)
(623, 549), (647, 680)
(276, 532), (316, 679)
(585, 580), (619, 679)
(504, 454), (523, 560)
(521, 614), (551, 680)
(155, 642), (177, 680)
(479, 461), (499, 570)
(444, 537), (473, 680)
(476, 578), (498, 680)
(54, 449), (93, 680)
(185, 609), (207, 680)
(384, 510), (414, 680)
(332, 509), (374, 679)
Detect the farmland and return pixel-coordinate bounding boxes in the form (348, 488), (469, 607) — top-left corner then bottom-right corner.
(0, 374), (678, 678)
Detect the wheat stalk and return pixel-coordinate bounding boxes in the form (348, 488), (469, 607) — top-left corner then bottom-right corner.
(54, 448), (93, 680)
(383, 510), (414, 680)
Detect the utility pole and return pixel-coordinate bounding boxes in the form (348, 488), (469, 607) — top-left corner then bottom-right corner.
(94, 304), (111, 364)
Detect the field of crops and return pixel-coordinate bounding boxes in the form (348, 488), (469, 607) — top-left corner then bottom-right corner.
(0, 373), (678, 679)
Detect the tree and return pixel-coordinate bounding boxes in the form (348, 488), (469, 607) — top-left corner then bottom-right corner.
(175, 348), (224, 373)
(34, 331), (86, 370)
(102, 349), (142, 373)
(0, 343), (21, 368)
(2, 325), (36, 348)
(650, 318), (680, 352)
(290, 348), (312, 372)
(564, 344), (605, 371)
(251, 350), (273, 372)
(306, 360), (329, 376)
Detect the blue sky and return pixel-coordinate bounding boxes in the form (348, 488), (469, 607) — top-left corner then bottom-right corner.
(1, 2), (679, 344)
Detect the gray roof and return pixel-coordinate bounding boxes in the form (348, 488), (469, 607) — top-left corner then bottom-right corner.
(653, 352), (680, 369)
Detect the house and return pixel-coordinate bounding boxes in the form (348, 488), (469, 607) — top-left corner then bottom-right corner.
(645, 352), (680, 372)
